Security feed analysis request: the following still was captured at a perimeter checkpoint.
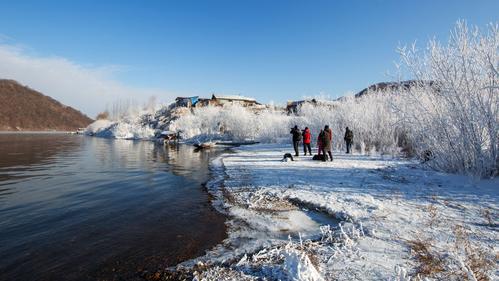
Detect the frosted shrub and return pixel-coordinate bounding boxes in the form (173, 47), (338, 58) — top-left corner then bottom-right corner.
(170, 106), (221, 139)
(251, 109), (291, 142)
(170, 105), (292, 142)
(297, 93), (401, 154)
(170, 96), (402, 154)
(397, 21), (499, 177)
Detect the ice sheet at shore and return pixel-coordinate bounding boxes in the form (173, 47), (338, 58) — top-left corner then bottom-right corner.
(183, 144), (498, 280)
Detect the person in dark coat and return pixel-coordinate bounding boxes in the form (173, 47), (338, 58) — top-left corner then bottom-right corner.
(344, 127), (354, 154)
(302, 127), (312, 155)
(320, 125), (333, 161)
(290, 125), (301, 156)
(317, 129), (324, 155)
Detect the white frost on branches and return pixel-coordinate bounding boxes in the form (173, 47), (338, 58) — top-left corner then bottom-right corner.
(397, 21), (498, 177)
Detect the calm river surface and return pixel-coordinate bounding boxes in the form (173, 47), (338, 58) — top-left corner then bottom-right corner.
(0, 134), (227, 281)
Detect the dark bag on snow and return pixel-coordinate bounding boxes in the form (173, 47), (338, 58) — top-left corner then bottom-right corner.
(312, 154), (326, 161)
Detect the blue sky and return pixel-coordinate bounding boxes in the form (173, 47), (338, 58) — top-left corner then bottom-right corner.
(0, 0), (497, 115)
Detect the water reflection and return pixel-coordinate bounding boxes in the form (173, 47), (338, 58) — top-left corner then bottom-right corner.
(86, 138), (224, 182)
(0, 134), (82, 183)
(0, 134), (226, 281)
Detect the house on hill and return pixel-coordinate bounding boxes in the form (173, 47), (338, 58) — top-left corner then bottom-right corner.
(174, 94), (260, 108)
(175, 96), (199, 108)
(286, 99), (318, 114)
(197, 98), (217, 107)
(211, 94), (259, 107)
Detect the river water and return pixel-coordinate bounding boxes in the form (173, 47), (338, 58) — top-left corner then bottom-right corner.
(0, 134), (227, 280)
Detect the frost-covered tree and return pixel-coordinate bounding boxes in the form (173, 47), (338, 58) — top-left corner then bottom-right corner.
(297, 93), (402, 155)
(169, 105), (292, 143)
(397, 21), (498, 177)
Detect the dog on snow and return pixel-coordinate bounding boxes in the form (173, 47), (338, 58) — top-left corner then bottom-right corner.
(282, 153), (294, 162)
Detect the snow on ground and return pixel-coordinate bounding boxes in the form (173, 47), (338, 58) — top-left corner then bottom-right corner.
(178, 144), (498, 280)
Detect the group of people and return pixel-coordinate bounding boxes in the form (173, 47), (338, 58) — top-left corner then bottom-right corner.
(290, 125), (354, 161)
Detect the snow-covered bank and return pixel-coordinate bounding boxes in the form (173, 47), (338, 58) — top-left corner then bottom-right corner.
(174, 144), (498, 280)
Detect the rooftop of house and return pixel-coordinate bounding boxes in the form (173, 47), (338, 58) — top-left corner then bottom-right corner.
(212, 94), (256, 102)
(175, 96), (199, 100)
(287, 99), (317, 106)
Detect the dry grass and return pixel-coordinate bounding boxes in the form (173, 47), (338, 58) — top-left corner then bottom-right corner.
(425, 203), (440, 228)
(480, 208), (495, 227)
(453, 225), (495, 281)
(407, 238), (446, 277)
(407, 207), (496, 281)
(302, 242), (322, 271)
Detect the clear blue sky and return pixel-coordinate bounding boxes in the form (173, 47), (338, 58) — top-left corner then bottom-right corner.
(0, 0), (498, 105)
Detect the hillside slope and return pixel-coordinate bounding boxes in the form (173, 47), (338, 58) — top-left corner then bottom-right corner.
(0, 79), (93, 131)
(355, 80), (436, 97)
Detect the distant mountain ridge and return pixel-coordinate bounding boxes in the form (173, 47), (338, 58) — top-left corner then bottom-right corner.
(355, 80), (436, 97)
(0, 79), (93, 131)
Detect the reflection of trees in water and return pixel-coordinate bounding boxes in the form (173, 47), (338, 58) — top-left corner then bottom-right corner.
(154, 144), (216, 181)
(89, 138), (226, 183)
(0, 135), (228, 186)
(90, 138), (158, 171)
(163, 145), (232, 182)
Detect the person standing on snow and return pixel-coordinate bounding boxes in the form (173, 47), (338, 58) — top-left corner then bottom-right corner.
(302, 127), (312, 156)
(321, 125), (333, 161)
(344, 127), (354, 154)
(317, 129), (324, 156)
(290, 125), (302, 157)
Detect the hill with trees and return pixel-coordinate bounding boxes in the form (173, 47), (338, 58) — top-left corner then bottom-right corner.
(0, 79), (93, 131)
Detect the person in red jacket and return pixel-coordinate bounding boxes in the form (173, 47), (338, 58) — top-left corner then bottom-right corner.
(302, 127), (312, 155)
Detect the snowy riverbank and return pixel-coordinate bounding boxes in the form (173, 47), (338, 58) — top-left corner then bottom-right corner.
(172, 144), (498, 280)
